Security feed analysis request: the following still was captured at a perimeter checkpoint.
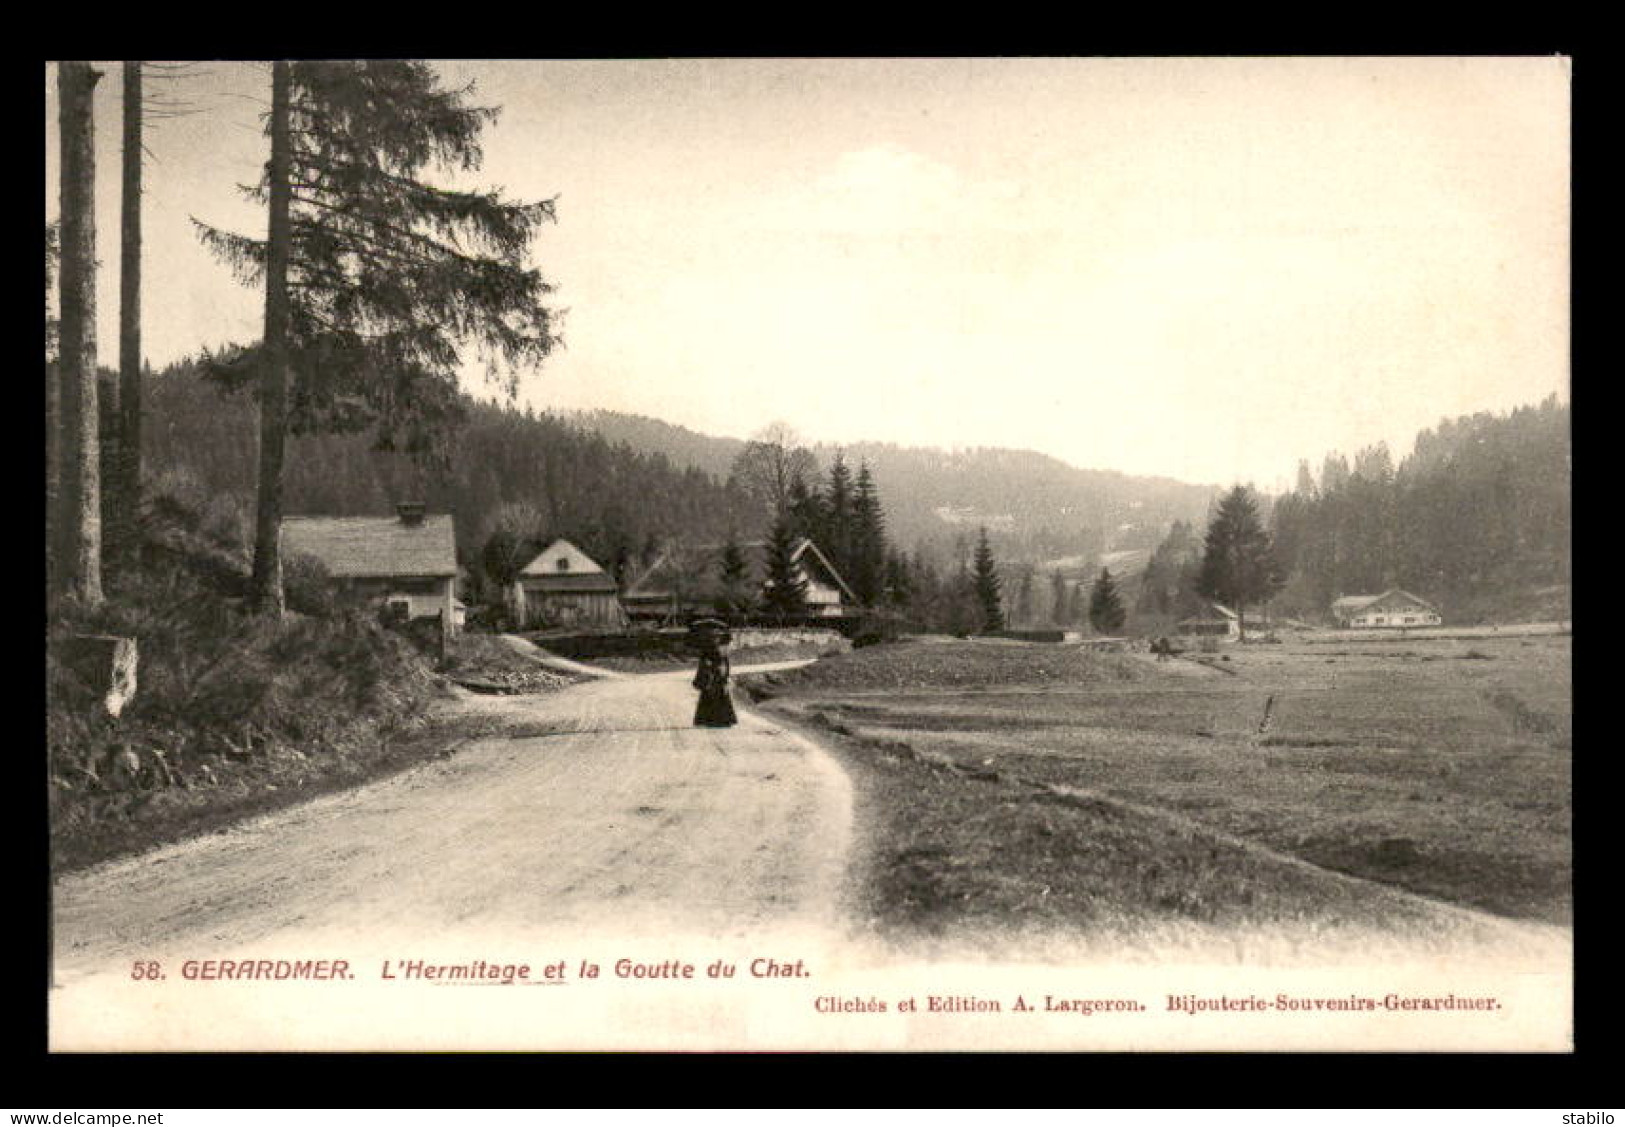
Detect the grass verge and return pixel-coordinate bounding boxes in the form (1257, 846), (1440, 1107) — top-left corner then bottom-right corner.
(741, 633), (1570, 944)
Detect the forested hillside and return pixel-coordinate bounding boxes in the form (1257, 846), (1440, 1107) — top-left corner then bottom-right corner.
(142, 362), (758, 586)
(1269, 395), (1570, 623)
(569, 409), (1218, 564)
(1131, 396), (1571, 627)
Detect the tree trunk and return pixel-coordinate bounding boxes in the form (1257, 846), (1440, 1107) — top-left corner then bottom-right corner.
(45, 227), (58, 586)
(252, 60), (292, 617)
(118, 61), (143, 555)
(56, 61), (104, 609)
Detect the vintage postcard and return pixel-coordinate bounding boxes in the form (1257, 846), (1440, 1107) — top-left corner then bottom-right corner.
(44, 56), (1571, 1052)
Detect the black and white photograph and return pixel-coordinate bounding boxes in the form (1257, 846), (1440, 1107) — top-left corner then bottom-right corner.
(43, 57), (1571, 1052)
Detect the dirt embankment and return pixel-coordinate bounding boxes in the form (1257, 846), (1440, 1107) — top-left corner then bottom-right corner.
(742, 636), (1148, 696)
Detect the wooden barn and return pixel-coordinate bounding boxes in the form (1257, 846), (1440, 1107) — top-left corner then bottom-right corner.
(512, 538), (628, 630)
(622, 537), (855, 625)
(281, 503), (459, 632)
(1330, 589), (1442, 628)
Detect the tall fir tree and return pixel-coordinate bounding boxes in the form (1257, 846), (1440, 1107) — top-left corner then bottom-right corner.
(1088, 567), (1126, 634)
(716, 538), (755, 622)
(115, 60), (144, 561)
(45, 222), (60, 583)
(848, 460), (888, 606)
(1196, 485), (1284, 640)
(971, 526), (1004, 633)
(822, 451), (855, 579)
(761, 516), (808, 623)
(196, 61), (560, 614)
(1137, 519), (1203, 618)
(54, 61), (105, 608)
(786, 469), (823, 543)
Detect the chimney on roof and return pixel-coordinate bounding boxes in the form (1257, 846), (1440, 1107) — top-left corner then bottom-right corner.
(397, 501), (426, 527)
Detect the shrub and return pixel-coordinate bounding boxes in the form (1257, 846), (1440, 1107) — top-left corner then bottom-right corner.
(851, 610), (907, 649)
(284, 553), (340, 617)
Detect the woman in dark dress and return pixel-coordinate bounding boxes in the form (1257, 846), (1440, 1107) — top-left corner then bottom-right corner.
(692, 638), (738, 728)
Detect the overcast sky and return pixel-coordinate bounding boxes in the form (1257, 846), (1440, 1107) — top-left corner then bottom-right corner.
(44, 57), (1570, 489)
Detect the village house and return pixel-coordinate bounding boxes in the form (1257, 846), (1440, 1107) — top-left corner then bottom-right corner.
(512, 538), (628, 631)
(1330, 588), (1443, 628)
(622, 537), (855, 625)
(281, 503), (459, 632)
(1174, 602), (1240, 639)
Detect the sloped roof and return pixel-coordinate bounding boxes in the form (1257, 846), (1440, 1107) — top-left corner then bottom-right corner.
(518, 538), (610, 578)
(1334, 588), (1438, 614)
(282, 514), (457, 579)
(625, 537), (855, 603)
(1177, 602), (1238, 625)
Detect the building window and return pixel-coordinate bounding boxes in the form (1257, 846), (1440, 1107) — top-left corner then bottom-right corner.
(557, 557), (569, 572)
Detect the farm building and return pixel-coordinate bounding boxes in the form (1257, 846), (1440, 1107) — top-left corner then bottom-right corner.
(1175, 602), (1240, 639)
(512, 538), (629, 630)
(623, 537), (855, 625)
(281, 503), (459, 631)
(1330, 589), (1442, 628)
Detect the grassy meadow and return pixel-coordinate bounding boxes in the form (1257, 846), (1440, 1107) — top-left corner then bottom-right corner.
(742, 633), (1571, 943)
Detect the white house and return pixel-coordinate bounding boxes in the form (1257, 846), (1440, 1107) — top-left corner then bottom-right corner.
(1330, 589), (1443, 628)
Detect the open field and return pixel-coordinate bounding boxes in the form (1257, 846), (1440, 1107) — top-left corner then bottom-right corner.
(742, 633), (1571, 945)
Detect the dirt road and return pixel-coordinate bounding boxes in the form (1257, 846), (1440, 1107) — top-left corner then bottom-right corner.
(51, 662), (853, 986)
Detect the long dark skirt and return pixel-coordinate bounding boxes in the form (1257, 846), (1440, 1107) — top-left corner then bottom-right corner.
(694, 683), (738, 728)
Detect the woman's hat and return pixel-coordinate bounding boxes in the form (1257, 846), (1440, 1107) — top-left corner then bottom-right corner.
(687, 617), (732, 646)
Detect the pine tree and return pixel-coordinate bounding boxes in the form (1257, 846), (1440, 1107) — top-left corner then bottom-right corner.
(849, 460), (888, 606)
(822, 452), (855, 578)
(786, 470), (823, 543)
(114, 60), (144, 561)
(945, 554), (982, 637)
(1050, 570), (1069, 625)
(1088, 567), (1126, 634)
(971, 526), (1004, 633)
(54, 61), (105, 608)
(1196, 485), (1284, 640)
(45, 222), (60, 584)
(761, 517), (808, 623)
(196, 61), (560, 613)
(1138, 519), (1203, 617)
(716, 538), (755, 622)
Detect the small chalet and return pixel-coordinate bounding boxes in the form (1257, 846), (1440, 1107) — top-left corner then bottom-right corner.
(512, 538), (628, 630)
(281, 503), (459, 631)
(623, 537), (855, 625)
(1330, 589), (1442, 629)
(1175, 602), (1240, 639)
